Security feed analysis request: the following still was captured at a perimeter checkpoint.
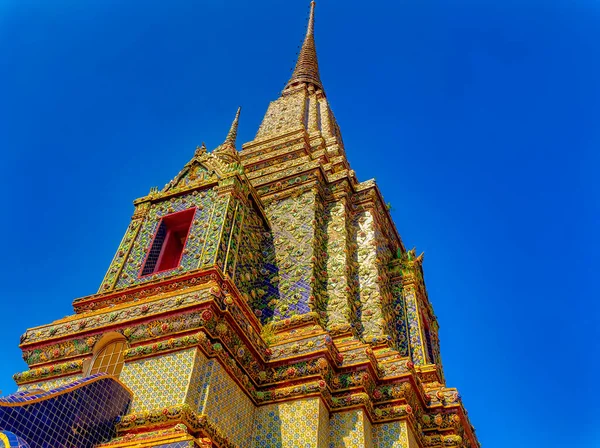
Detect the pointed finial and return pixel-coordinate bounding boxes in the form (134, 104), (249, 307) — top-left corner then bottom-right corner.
(195, 142), (207, 157)
(285, 1), (323, 91)
(213, 108), (242, 164)
(307, 1), (315, 36)
(224, 106), (241, 146)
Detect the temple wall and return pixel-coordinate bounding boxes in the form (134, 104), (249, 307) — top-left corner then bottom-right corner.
(329, 409), (373, 448)
(194, 357), (255, 446)
(265, 191), (320, 320)
(236, 205), (279, 324)
(251, 397), (329, 448)
(255, 90), (305, 139)
(109, 189), (222, 290)
(373, 420), (410, 448)
(17, 373), (84, 392)
(120, 348), (197, 413)
(407, 424), (420, 448)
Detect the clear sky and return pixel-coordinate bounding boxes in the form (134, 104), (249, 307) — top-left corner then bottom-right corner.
(0, 1), (598, 447)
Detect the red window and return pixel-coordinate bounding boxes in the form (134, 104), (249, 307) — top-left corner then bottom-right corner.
(141, 208), (195, 276)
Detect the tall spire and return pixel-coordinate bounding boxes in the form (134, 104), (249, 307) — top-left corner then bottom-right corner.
(224, 106), (241, 146)
(285, 1), (323, 91)
(213, 107), (242, 164)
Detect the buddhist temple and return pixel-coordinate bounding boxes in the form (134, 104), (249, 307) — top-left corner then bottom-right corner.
(0, 2), (479, 447)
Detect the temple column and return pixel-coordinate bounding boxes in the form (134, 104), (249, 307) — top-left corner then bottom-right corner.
(325, 193), (354, 330)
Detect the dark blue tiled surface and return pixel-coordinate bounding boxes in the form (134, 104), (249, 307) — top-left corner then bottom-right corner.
(0, 374), (131, 448)
(0, 431), (30, 447)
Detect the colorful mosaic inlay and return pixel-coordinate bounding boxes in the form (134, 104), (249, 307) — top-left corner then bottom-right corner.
(373, 421), (409, 448)
(199, 359), (255, 446)
(111, 189), (222, 290)
(120, 348), (196, 413)
(329, 409), (373, 448)
(252, 397), (329, 448)
(265, 192), (318, 320)
(17, 373), (84, 393)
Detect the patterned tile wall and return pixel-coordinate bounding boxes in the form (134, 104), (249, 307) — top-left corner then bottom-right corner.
(406, 425), (419, 448)
(354, 210), (386, 340)
(256, 91), (305, 138)
(390, 279), (410, 357)
(17, 374), (84, 393)
(186, 351), (255, 446)
(324, 199), (352, 329)
(111, 189), (226, 290)
(328, 409), (372, 448)
(235, 206), (279, 324)
(265, 192), (318, 320)
(372, 420), (409, 448)
(202, 360), (255, 446)
(186, 349), (212, 411)
(252, 397), (329, 448)
(317, 398), (330, 448)
(120, 348), (196, 413)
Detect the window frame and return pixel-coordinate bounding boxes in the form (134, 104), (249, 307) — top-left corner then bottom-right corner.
(139, 207), (196, 278)
(86, 332), (128, 378)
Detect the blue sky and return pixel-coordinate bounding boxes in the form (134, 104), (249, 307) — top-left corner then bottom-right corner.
(0, 1), (598, 446)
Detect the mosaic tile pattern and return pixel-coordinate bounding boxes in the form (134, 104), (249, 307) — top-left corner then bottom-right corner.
(404, 289), (426, 366)
(256, 91), (305, 138)
(252, 397), (328, 447)
(120, 348), (196, 413)
(186, 349), (212, 411)
(354, 211), (387, 340)
(373, 421), (408, 448)
(112, 189), (221, 289)
(317, 398), (330, 448)
(266, 192), (318, 320)
(406, 425), (419, 448)
(0, 374), (130, 448)
(17, 373), (84, 393)
(324, 199), (352, 329)
(235, 206), (280, 324)
(390, 279), (410, 357)
(188, 354), (255, 446)
(0, 431), (30, 448)
(328, 409), (372, 448)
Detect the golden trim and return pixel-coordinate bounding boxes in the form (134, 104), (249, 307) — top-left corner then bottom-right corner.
(230, 204), (245, 279)
(222, 201), (238, 271)
(100, 433), (193, 448)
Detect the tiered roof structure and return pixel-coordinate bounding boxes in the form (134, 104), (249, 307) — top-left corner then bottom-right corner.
(1, 2), (479, 447)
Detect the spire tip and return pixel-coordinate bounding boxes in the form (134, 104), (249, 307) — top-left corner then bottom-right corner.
(285, 1), (322, 91)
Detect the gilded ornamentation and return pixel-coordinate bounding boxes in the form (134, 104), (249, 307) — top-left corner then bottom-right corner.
(6, 2), (479, 447)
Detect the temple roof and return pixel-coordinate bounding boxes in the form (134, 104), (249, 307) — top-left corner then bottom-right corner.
(285, 1), (323, 91)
